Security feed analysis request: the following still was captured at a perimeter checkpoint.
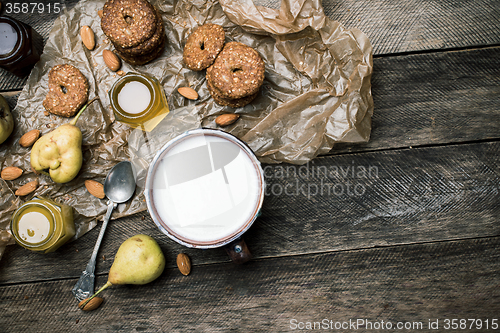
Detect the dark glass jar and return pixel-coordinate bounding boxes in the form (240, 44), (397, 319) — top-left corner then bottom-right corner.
(0, 16), (44, 77)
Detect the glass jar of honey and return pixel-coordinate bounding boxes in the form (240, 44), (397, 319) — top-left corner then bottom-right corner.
(109, 72), (170, 132)
(10, 197), (75, 253)
(0, 16), (44, 77)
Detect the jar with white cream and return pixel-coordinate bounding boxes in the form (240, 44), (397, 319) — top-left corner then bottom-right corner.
(10, 197), (75, 253)
(109, 72), (170, 132)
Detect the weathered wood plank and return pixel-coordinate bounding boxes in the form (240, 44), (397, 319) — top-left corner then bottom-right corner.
(323, 0), (500, 55)
(3, 0), (500, 91)
(1, 141), (498, 285)
(250, 0), (500, 55)
(331, 46), (500, 154)
(4, 46), (500, 153)
(1, 237), (499, 332)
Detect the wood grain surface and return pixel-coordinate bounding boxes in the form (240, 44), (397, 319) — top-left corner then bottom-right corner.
(332, 46), (500, 154)
(1, 0), (499, 331)
(324, 0), (500, 55)
(2, 46), (499, 153)
(1, 237), (498, 332)
(1, 141), (498, 285)
(2, 0), (500, 90)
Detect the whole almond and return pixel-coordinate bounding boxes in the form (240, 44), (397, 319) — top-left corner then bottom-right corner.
(176, 253), (191, 276)
(15, 180), (38, 196)
(80, 26), (95, 51)
(103, 50), (121, 71)
(98, 10), (103, 19)
(79, 297), (104, 311)
(215, 114), (240, 127)
(85, 180), (105, 199)
(178, 87), (198, 100)
(19, 129), (40, 147)
(1, 166), (23, 180)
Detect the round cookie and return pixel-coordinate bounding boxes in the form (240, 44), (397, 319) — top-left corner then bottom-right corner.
(101, 0), (157, 49)
(113, 7), (165, 57)
(207, 76), (258, 108)
(206, 41), (265, 99)
(43, 64), (89, 117)
(183, 24), (225, 71)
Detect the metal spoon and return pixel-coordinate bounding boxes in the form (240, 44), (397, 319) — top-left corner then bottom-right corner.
(71, 161), (136, 301)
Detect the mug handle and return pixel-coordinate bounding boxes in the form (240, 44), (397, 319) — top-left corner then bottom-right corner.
(224, 237), (252, 264)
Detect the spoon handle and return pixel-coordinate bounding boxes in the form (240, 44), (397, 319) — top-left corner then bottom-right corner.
(85, 200), (117, 273)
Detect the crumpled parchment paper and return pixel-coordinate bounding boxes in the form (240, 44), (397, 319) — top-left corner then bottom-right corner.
(0, 0), (373, 260)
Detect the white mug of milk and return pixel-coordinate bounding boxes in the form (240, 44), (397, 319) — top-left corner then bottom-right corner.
(144, 128), (264, 263)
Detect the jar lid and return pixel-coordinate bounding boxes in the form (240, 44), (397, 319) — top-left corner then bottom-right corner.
(11, 202), (56, 248)
(109, 72), (157, 120)
(0, 17), (22, 59)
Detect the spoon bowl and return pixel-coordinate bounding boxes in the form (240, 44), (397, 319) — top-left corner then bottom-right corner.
(104, 161), (136, 203)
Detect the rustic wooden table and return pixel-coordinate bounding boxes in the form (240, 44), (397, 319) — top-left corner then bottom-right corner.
(1, 0), (499, 332)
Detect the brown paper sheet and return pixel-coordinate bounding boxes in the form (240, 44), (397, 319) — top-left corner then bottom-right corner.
(0, 0), (373, 260)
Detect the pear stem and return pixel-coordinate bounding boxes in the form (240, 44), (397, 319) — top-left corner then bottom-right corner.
(78, 280), (112, 310)
(69, 96), (99, 126)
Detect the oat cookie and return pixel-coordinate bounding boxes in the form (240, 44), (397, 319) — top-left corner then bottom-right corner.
(207, 42), (265, 99)
(114, 7), (165, 57)
(43, 64), (89, 117)
(183, 24), (225, 71)
(101, 0), (157, 49)
(118, 36), (166, 66)
(206, 76), (258, 108)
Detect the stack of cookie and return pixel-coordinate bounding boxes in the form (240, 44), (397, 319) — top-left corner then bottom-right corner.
(183, 24), (265, 108)
(101, 0), (165, 66)
(206, 42), (265, 108)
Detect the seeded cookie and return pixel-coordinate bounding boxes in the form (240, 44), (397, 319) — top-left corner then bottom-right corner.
(207, 76), (258, 108)
(43, 64), (89, 117)
(101, 0), (157, 49)
(118, 36), (166, 66)
(114, 7), (165, 57)
(183, 24), (225, 71)
(206, 42), (265, 99)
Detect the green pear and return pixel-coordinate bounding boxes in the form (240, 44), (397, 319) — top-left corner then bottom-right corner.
(108, 234), (166, 285)
(30, 97), (97, 183)
(0, 95), (14, 145)
(79, 234), (165, 310)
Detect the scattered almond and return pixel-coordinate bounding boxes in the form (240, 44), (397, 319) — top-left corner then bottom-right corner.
(117, 70), (125, 76)
(178, 87), (198, 100)
(176, 253), (191, 276)
(215, 114), (240, 127)
(1, 166), (23, 181)
(85, 180), (105, 199)
(15, 180), (38, 196)
(79, 297), (104, 311)
(98, 10), (103, 19)
(103, 50), (121, 71)
(80, 26), (95, 51)
(19, 129), (40, 148)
